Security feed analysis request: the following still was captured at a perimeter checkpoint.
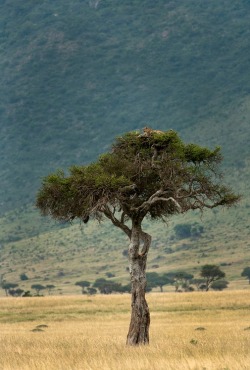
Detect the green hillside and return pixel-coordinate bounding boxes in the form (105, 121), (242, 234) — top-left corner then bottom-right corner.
(0, 1), (250, 293)
(1, 0), (250, 211)
(0, 199), (249, 296)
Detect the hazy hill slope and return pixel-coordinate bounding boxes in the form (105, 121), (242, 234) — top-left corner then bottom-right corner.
(0, 0), (250, 212)
(0, 200), (249, 296)
(0, 1), (250, 292)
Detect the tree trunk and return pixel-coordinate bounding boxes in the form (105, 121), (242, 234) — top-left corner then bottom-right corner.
(126, 221), (151, 345)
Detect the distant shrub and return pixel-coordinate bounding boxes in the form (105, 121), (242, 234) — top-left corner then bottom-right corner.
(211, 280), (229, 291)
(57, 271), (65, 277)
(87, 287), (97, 295)
(22, 290), (32, 297)
(174, 223), (204, 239)
(20, 273), (29, 281)
(106, 272), (115, 278)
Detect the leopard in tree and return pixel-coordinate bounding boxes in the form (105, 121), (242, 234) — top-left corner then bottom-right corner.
(141, 127), (165, 136)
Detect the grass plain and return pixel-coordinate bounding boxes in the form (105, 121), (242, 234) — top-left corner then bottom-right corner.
(0, 291), (250, 370)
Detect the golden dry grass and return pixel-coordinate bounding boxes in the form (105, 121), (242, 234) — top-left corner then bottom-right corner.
(0, 291), (250, 370)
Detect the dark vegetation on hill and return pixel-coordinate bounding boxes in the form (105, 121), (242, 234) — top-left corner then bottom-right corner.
(0, 0), (250, 212)
(0, 0), (250, 290)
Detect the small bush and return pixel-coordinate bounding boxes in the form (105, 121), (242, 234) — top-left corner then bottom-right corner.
(20, 273), (29, 281)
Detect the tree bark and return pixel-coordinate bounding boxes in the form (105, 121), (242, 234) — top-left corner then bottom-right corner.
(126, 220), (151, 345)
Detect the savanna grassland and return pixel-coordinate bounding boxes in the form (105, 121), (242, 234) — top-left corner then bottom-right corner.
(1, 291), (250, 370)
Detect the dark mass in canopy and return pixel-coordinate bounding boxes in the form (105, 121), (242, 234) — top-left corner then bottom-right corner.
(36, 127), (240, 346)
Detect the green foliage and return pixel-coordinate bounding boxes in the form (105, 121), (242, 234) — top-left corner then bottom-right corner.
(46, 284), (55, 294)
(37, 128), (239, 226)
(92, 278), (129, 294)
(167, 271), (194, 292)
(241, 267), (250, 282)
(105, 272), (115, 278)
(86, 287), (97, 295)
(200, 265), (225, 291)
(20, 273), (29, 281)
(8, 288), (24, 297)
(31, 284), (46, 295)
(75, 281), (90, 288)
(22, 290), (33, 297)
(1, 282), (18, 296)
(75, 280), (91, 294)
(184, 144), (221, 163)
(211, 280), (229, 291)
(36, 161), (132, 221)
(146, 272), (172, 292)
(174, 223), (204, 239)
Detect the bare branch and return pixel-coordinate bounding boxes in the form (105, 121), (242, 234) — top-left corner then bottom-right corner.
(148, 196), (182, 211)
(132, 189), (182, 214)
(103, 205), (131, 238)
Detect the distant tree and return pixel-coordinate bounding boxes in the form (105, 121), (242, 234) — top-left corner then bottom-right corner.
(241, 267), (250, 284)
(1, 282), (18, 296)
(174, 223), (191, 239)
(106, 272), (115, 278)
(86, 287), (97, 295)
(211, 280), (229, 291)
(175, 272), (194, 292)
(22, 290), (32, 297)
(93, 278), (123, 294)
(75, 281), (91, 294)
(46, 284), (56, 295)
(191, 278), (206, 291)
(120, 284), (131, 293)
(200, 265), (225, 291)
(174, 222), (204, 239)
(166, 272), (194, 292)
(31, 284), (46, 296)
(147, 272), (172, 292)
(9, 288), (24, 297)
(20, 273), (29, 281)
(16, 288), (24, 296)
(122, 249), (128, 257)
(36, 128), (240, 345)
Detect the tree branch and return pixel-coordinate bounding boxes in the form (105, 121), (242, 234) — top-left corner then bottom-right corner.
(133, 189), (182, 214)
(103, 205), (131, 238)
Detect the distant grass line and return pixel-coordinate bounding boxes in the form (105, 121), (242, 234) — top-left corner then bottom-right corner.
(0, 291), (250, 369)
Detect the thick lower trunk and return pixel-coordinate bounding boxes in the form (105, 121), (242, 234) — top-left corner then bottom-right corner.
(126, 222), (151, 345)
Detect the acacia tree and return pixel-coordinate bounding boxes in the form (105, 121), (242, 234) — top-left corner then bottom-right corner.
(1, 282), (18, 296)
(241, 267), (250, 284)
(36, 128), (240, 345)
(147, 272), (172, 292)
(200, 264), (226, 291)
(75, 280), (91, 294)
(31, 284), (46, 296)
